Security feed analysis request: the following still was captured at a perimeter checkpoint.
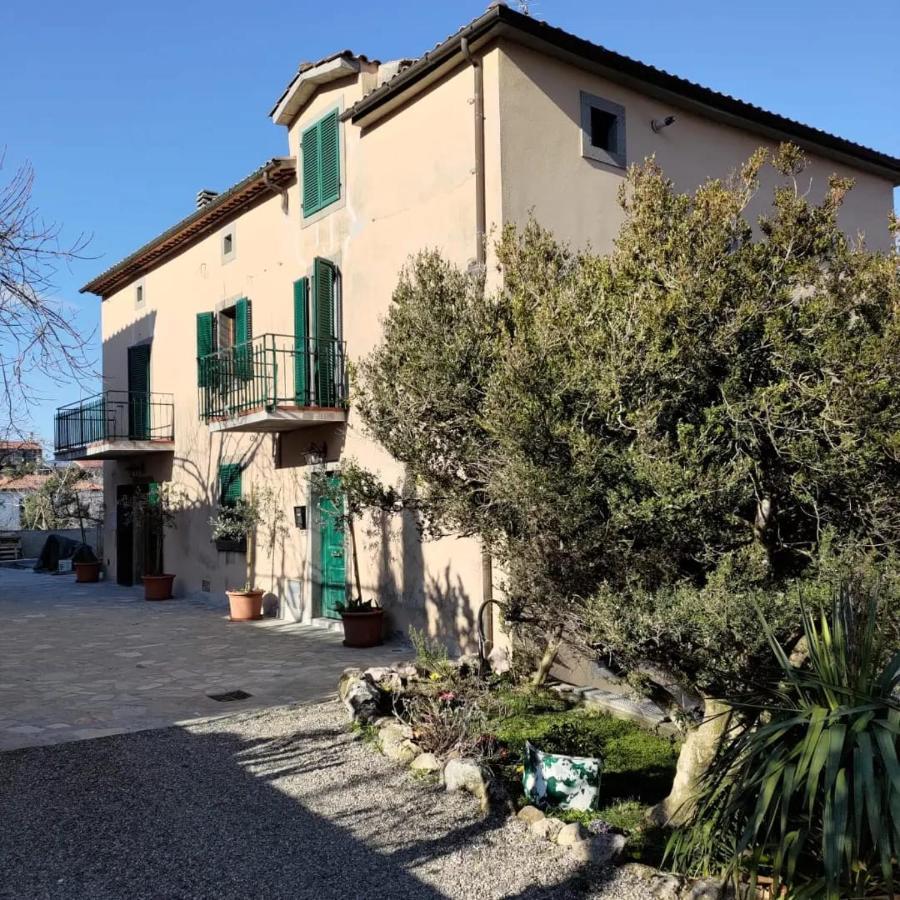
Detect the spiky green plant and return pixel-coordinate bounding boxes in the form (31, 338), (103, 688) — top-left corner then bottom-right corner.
(667, 585), (900, 899)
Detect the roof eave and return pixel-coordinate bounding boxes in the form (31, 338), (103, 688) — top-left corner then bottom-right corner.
(80, 158), (297, 298)
(346, 5), (900, 184)
(270, 56), (362, 126)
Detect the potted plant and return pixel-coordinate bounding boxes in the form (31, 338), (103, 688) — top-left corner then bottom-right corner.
(522, 722), (603, 811)
(136, 484), (179, 601)
(210, 494), (264, 621)
(337, 597), (385, 648)
(73, 549), (101, 583)
(310, 462), (397, 648)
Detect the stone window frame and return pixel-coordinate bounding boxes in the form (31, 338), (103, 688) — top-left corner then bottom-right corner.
(580, 91), (627, 169)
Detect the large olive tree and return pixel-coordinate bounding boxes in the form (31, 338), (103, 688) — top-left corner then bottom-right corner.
(358, 146), (900, 814)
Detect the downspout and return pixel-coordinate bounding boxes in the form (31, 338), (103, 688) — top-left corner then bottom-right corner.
(461, 36), (494, 657)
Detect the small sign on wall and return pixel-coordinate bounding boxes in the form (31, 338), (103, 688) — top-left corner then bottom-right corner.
(57, 559), (73, 573)
(294, 506), (307, 529)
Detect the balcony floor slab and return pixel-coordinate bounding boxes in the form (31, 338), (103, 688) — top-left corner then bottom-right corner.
(55, 439), (175, 461)
(206, 407), (346, 433)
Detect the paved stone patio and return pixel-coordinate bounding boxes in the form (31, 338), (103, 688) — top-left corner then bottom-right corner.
(0, 568), (399, 751)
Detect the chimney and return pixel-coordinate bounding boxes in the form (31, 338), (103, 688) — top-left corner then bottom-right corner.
(196, 189), (219, 209)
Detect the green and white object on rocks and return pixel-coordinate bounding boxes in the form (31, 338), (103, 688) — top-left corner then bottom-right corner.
(522, 740), (602, 811)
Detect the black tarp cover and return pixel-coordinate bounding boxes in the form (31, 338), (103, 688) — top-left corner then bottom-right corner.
(34, 534), (97, 572)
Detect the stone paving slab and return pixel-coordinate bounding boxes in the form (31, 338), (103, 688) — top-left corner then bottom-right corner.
(0, 569), (400, 751)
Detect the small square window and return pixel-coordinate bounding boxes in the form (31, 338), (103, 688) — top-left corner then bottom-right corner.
(580, 91), (626, 169)
(590, 108), (618, 153)
(135, 282), (145, 308)
(222, 230), (235, 262)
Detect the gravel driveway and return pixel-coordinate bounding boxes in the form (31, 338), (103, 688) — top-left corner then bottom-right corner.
(0, 701), (652, 899)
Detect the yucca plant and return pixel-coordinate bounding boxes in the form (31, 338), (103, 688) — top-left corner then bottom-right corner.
(667, 583), (900, 899)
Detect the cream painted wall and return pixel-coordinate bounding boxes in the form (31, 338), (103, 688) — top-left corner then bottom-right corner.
(497, 41), (896, 254)
(98, 37), (894, 655)
(100, 50), (503, 651)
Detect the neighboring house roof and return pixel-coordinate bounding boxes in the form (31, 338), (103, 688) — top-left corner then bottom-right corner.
(345, 4), (900, 184)
(80, 158), (297, 297)
(0, 441), (42, 451)
(0, 474), (102, 492)
(269, 51), (378, 126)
(74, 460), (103, 470)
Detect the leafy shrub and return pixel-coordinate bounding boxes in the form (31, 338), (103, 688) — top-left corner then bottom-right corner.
(667, 587), (900, 899)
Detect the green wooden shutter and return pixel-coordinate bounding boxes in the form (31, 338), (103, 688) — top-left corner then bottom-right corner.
(293, 278), (309, 405)
(302, 122), (320, 216)
(319, 110), (340, 208)
(218, 463), (242, 507)
(196, 312), (214, 387)
(127, 344), (151, 439)
(302, 112), (340, 218)
(312, 258), (336, 407)
(234, 298), (253, 381)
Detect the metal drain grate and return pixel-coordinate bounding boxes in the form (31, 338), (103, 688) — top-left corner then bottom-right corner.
(207, 689), (252, 702)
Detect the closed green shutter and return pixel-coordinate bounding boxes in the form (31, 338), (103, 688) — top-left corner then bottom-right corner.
(302, 111), (340, 218)
(234, 298), (253, 381)
(196, 312), (214, 387)
(127, 343), (151, 439)
(302, 122), (320, 215)
(218, 463), (242, 507)
(319, 110), (340, 208)
(293, 278), (309, 405)
(312, 258), (336, 407)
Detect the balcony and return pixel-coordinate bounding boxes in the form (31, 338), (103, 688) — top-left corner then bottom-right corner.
(54, 391), (175, 461)
(198, 334), (348, 433)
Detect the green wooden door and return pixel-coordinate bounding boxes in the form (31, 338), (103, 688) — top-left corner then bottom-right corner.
(317, 474), (346, 619)
(127, 344), (151, 439)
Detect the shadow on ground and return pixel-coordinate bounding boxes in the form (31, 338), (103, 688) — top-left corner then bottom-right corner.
(0, 705), (621, 900)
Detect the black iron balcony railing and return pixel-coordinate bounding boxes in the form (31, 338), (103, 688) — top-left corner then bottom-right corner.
(54, 390), (175, 454)
(198, 334), (348, 422)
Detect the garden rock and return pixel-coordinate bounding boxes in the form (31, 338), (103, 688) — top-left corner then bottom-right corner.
(410, 752), (441, 773)
(377, 720), (419, 764)
(581, 688), (671, 731)
(650, 874), (684, 899)
(516, 805), (545, 826)
(530, 816), (563, 842)
(443, 758), (490, 812)
(338, 671), (383, 725)
(684, 878), (723, 900)
(364, 666), (393, 683)
(487, 646), (510, 675)
(555, 821), (586, 846)
(619, 863), (657, 882)
(568, 832), (627, 866)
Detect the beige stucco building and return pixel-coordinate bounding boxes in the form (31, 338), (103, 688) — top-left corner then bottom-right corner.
(58, 5), (900, 651)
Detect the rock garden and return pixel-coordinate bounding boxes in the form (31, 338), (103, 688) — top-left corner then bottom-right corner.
(337, 635), (745, 899)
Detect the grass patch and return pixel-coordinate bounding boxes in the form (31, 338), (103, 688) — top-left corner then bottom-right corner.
(487, 703), (679, 866)
(490, 707), (679, 806)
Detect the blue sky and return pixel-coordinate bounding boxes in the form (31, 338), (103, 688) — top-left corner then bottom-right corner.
(3, 0), (898, 446)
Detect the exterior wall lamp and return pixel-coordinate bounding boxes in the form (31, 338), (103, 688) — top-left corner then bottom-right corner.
(651, 115), (676, 133)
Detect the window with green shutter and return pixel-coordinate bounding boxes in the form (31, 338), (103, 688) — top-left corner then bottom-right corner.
(218, 463), (242, 507)
(312, 258), (337, 407)
(293, 277), (309, 405)
(302, 110), (341, 218)
(234, 298), (253, 381)
(196, 311), (215, 387)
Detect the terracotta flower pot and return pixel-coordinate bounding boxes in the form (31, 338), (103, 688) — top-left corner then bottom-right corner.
(341, 608), (385, 648)
(73, 561), (101, 583)
(227, 589), (264, 621)
(142, 574), (175, 601)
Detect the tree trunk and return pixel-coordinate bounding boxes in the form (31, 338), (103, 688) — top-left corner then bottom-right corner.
(648, 698), (732, 827)
(531, 623), (563, 688)
(348, 514), (363, 603)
